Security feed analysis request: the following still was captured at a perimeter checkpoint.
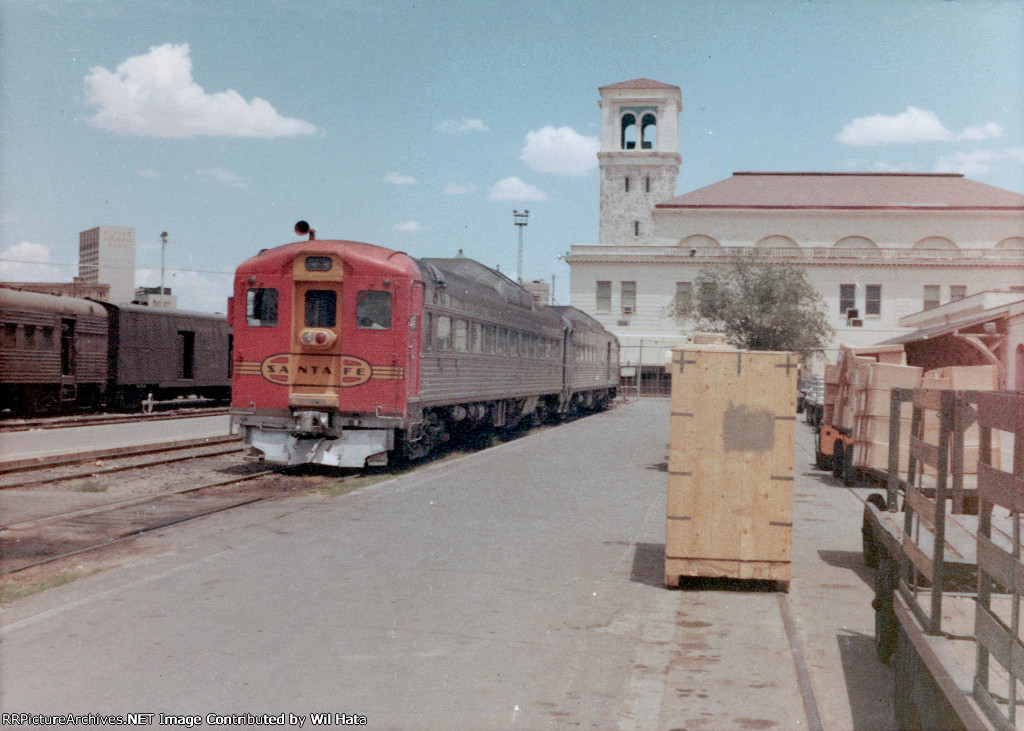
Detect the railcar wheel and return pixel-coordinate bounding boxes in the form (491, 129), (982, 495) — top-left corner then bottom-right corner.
(841, 446), (858, 486)
(814, 433), (832, 471)
(832, 443), (845, 479)
(873, 556), (898, 663)
(862, 493), (887, 570)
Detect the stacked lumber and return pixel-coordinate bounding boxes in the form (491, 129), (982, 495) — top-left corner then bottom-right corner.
(825, 345), (922, 475)
(849, 361), (922, 474)
(921, 365), (1001, 474)
(666, 345), (797, 586)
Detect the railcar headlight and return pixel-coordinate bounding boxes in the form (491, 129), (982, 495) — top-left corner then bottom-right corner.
(299, 329), (337, 348)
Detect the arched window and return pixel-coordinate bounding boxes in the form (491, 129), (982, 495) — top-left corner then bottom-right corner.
(996, 237), (1024, 249)
(913, 237), (957, 249)
(641, 113), (657, 149)
(621, 114), (637, 149)
(834, 236), (878, 248)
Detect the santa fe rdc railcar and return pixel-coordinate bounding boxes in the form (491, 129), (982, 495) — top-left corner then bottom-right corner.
(229, 230), (619, 468)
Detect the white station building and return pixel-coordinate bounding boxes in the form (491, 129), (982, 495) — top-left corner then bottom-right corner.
(566, 78), (1024, 384)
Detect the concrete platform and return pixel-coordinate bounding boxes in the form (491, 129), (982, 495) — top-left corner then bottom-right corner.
(0, 398), (895, 728)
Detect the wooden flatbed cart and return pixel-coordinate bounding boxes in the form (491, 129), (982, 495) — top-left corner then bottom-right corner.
(861, 388), (1023, 729)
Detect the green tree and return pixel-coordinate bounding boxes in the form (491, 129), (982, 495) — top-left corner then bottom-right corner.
(674, 251), (834, 355)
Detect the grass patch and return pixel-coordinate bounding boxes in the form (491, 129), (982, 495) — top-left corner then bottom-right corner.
(314, 471), (394, 498)
(0, 569), (105, 605)
(73, 479), (108, 493)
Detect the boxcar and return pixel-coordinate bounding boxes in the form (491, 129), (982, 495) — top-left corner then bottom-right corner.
(0, 288), (109, 413)
(100, 303), (232, 409)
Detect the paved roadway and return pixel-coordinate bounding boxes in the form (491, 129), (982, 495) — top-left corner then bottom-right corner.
(0, 415), (233, 464)
(0, 399), (896, 729)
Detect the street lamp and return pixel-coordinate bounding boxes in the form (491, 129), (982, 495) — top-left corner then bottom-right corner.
(160, 231), (168, 308)
(513, 209), (529, 284)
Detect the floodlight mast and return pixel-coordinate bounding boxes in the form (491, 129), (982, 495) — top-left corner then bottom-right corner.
(513, 209), (529, 284)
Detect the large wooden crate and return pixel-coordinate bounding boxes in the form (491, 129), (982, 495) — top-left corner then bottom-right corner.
(666, 346), (798, 587)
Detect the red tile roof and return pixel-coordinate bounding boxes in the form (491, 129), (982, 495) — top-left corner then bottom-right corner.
(656, 172), (1024, 210)
(599, 78), (681, 92)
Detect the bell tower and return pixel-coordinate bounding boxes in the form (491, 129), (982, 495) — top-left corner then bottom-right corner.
(597, 79), (682, 246)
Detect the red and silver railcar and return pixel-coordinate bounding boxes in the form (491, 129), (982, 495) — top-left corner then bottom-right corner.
(229, 234), (618, 468)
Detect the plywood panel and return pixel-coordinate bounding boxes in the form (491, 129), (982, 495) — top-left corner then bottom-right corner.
(666, 347), (797, 586)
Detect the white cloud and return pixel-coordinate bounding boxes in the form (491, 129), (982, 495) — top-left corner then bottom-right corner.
(1006, 148), (1024, 163)
(444, 183), (474, 195)
(393, 221), (422, 232)
(137, 169), (162, 179)
(437, 118), (490, 133)
(520, 126), (599, 176)
(935, 149), (1000, 176)
(0, 242), (64, 282)
(84, 43), (318, 139)
(196, 167), (247, 187)
(837, 106), (1002, 146)
(487, 177), (548, 202)
(385, 172), (418, 185)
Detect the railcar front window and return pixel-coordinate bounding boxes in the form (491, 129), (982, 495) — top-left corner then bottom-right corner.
(306, 289), (337, 328)
(356, 290), (392, 330)
(247, 288), (278, 327)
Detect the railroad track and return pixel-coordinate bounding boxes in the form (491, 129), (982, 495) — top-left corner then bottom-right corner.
(0, 465), (363, 577)
(0, 405), (230, 433)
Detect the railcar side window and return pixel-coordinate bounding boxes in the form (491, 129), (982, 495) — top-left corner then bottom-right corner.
(41, 326), (54, 349)
(470, 323), (482, 353)
(356, 290), (391, 330)
(497, 327), (508, 355)
(453, 319), (468, 352)
(24, 325), (36, 348)
(1, 323), (16, 348)
(247, 288), (278, 327)
(424, 313), (434, 351)
(437, 316), (452, 351)
(306, 289), (337, 328)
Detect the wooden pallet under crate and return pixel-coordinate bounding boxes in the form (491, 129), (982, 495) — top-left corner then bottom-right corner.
(666, 346), (797, 587)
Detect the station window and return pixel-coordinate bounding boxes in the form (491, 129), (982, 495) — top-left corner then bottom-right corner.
(923, 285), (941, 310)
(624, 177), (630, 192)
(305, 289), (337, 328)
(839, 284), (856, 314)
(436, 316), (452, 351)
(950, 285), (967, 301)
(247, 288), (278, 327)
(675, 282), (692, 322)
(865, 285), (882, 316)
(621, 281), (637, 312)
(596, 281), (611, 313)
(356, 290), (391, 330)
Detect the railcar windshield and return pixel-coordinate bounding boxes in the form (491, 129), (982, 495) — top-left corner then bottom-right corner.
(305, 289), (337, 327)
(356, 290), (391, 330)
(246, 288), (278, 327)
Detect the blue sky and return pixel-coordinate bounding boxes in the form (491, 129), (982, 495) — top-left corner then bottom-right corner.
(1, 0), (1022, 311)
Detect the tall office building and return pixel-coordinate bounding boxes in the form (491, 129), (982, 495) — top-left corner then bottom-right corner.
(79, 226), (136, 303)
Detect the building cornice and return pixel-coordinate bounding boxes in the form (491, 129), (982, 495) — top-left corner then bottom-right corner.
(565, 245), (1024, 268)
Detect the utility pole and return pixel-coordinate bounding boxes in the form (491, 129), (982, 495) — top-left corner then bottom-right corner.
(160, 231), (168, 308)
(513, 209), (529, 284)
